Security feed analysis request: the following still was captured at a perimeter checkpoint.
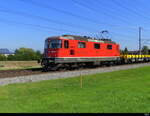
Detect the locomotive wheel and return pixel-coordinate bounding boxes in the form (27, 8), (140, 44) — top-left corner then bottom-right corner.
(58, 67), (66, 71)
(106, 62), (111, 67)
(43, 65), (49, 72)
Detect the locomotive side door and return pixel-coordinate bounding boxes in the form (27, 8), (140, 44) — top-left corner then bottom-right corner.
(69, 40), (75, 55)
(64, 40), (75, 56)
(106, 44), (113, 55)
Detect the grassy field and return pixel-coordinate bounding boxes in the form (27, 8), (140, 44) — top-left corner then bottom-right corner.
(0, 61), (41, 70)
(0, 66), (150, 113)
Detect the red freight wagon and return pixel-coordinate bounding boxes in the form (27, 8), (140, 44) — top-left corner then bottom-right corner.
(41, 35), (120, 70)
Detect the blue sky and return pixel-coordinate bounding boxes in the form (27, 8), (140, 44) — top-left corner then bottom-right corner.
(0, 0), (150, 52)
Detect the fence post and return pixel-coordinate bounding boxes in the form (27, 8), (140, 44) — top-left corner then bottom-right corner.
(80, 72), (83, 88)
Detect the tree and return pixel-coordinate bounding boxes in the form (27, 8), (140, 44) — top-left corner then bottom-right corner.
(0, 54), (7, 61)
(142, 46), (149, 55)
(123, 47), (128, 55)
(120, 49), (124, 55)
(14, 48), (41, 61)
(3, 48), (43, 61)
(35, 50), (42, 60)
(7, 55), (16, 61)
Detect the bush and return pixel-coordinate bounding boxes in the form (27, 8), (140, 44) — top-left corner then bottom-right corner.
(7, 48), (42, 61)
(0, 54), (7, 61)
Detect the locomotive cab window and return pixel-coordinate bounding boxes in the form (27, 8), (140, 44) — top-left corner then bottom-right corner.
(94, 43), (100, 49)
(64, 40), (69, 48)
(107, 45), (112, 50)
(49, 40), (62, 49)
(78, 42), (86, 48)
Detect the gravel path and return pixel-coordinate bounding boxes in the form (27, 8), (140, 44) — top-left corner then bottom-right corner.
(0, 62), (150, 86)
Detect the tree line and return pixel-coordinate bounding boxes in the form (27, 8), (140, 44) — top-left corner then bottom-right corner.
(0, 48), (42, 61)
(121, 46), (149, 55)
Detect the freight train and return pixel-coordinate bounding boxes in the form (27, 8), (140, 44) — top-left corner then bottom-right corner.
(40, 35), (150, 71)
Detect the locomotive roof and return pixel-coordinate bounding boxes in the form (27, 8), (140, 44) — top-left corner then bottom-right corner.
(47, 35), (116, 44)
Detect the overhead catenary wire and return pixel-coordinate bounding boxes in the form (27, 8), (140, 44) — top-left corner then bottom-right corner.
(0, 17), (138, 42)
(93, 0), (150, 48)
(18, 0), (139, 30)
(92, 0), (138, 22)
(0, 0), (149, 43)
(0, 17), (100, 37)
(0, 12), (139, 40)
(72, 0), (150, 32)
(128, 0), (150, 18)
(0, 16), (147, 51)
(111, 0), (150, 25)
(71, 0), (134, 25)
(0, 8), (99, 32)
(0, 18), (82, 34)
(0, 8), (146, 42)
(19, 0), (106, 25)
(0, 7), (142, 40)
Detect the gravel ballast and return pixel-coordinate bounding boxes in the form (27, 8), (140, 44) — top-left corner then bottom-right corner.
(0, 63), (150, 86)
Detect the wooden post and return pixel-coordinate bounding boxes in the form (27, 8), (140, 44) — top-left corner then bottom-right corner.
(80, 73), (83, 88)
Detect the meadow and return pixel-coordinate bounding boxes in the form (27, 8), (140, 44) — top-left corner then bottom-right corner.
(0, 66), (150, 113)
(0, 61), (41, 70)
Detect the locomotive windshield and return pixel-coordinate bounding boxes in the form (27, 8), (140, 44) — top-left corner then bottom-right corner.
(49, 40), (62, 49)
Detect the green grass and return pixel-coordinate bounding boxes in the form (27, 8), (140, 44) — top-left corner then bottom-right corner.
(0, 66), (150, 113)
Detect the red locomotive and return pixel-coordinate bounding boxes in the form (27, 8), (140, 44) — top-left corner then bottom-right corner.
(41, 35), (120, 71)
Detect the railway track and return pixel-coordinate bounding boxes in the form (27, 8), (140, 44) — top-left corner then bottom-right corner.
(0, 68), (44, 79)
(0, 61), (149, 79)
(0, 62), (150, 86)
